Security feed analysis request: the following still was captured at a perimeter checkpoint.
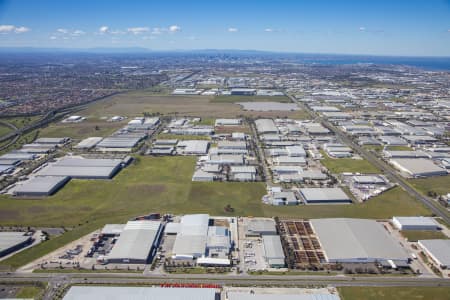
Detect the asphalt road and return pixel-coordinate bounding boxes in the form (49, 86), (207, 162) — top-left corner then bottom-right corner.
(1, 271), (450, 299)
(288, 95), (450, 226)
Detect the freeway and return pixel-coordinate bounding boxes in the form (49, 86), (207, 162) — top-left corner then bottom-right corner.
(287, 95), (450, 226)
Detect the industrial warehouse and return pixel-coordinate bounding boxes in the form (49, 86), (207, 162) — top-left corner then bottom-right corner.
(299, 188), (352, 205)
(392, 216), (441, 231)
(63, 286), (218, 300)
(418, 239), (450, 270)
(12, 175), (70, 197)
(8, 156), (129, 197)
(310, 218), (409, 265)
(106, 220), (163, 264)
(0, 232), (33, 258)
(37, 156), (123, 179)
(170, 214), (234, 266)
(389, 158), (448, 178)
(63, 286), (342, 300)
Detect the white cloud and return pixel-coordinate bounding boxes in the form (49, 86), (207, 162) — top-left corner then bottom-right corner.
(71, 30), (85, 36)
(14, 26), (30, 33)
(151, 27), (163, 35)
(448, 29), (450, 33)
(264, 28), (274, 32)
(0, 25), (30, 34)
(99, 26), (109, 34)
(0, 25), (15, 33)
(57, 28), (68, 34)
(228, 27), (238, 32)
(169, 25), (181, 33)
(127, 27), (150, 35)
(359, 27), (366, 31)
(49, 36), (57, 40)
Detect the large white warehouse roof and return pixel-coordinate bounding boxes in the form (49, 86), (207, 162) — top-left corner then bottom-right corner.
(311, 218), (409, 263)
(63, 286), (216, 300)
(107, 220), (162, 263)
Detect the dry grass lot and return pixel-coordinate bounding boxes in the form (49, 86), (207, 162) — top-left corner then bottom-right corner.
(338, 287), (450, 300)
(82, 91), (309, 119)
(38, 118), (127, 140)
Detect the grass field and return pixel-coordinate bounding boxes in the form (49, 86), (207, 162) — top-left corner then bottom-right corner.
(401, 230), (449, 242)
(386, 145), (413, 151)
(0, 159), (428, 227)
(211, 95), (291, 103)
(320, 152), (380, 174)
(81, 91), (307, 119)
(338, 287), (450, 300)
(0, 115), (41, 129)
(0, 123), (13, 137)
(409, 175), (450, 196)
(194, 117), (215, 126)
(0, 156), (197, 227)
(15, 285), (45, 299)
(38, 118), (127, 140)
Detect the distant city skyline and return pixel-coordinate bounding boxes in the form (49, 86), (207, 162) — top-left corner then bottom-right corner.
(0, 0), (450, 56)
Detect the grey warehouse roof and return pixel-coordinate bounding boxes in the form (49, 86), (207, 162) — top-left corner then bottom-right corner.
(255, 119), (278, 134)
(227, 292), (341, 300)
(35, 137), (68, 144)
(172, 214), (210, 258)
(0, 232), (30, 254)
(37, 157), (122, 179)
(262, 235), (285, 261)
(239, 102), (299, 111)
(390, 158), (447, 176)
(13, 176), (70, 196)
(419, 239), (450, 268)
(300, 188), (351, 203)
(63, 286), (216, 300)
(247, 218), (277, 235)
(311, 218), (409, 262)
(393, 216), (439, 229)
(107, 221), (161, 262)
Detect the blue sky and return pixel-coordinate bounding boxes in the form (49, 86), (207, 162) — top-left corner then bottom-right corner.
(0, 0), (449, 56)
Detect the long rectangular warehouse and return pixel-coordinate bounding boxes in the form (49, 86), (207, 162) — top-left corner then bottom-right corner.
(418, 239), (450, 269)
(37, 157), (122, 179)
(262, 235), (286, 268)
(0, 232), (33, 258)
(227, 292), (340, 300)
(390, 158), (447, 177)
(63, 286), (217, 300)
(13, 176), (70, 197)
(310, 218), (409, 264)
(300, 188), (352, 204)
(392, 216), (440, 231)
(107, 220), (163, 264)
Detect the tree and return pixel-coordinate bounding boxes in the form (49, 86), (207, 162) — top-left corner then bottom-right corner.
(224, 204), (235, 213)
